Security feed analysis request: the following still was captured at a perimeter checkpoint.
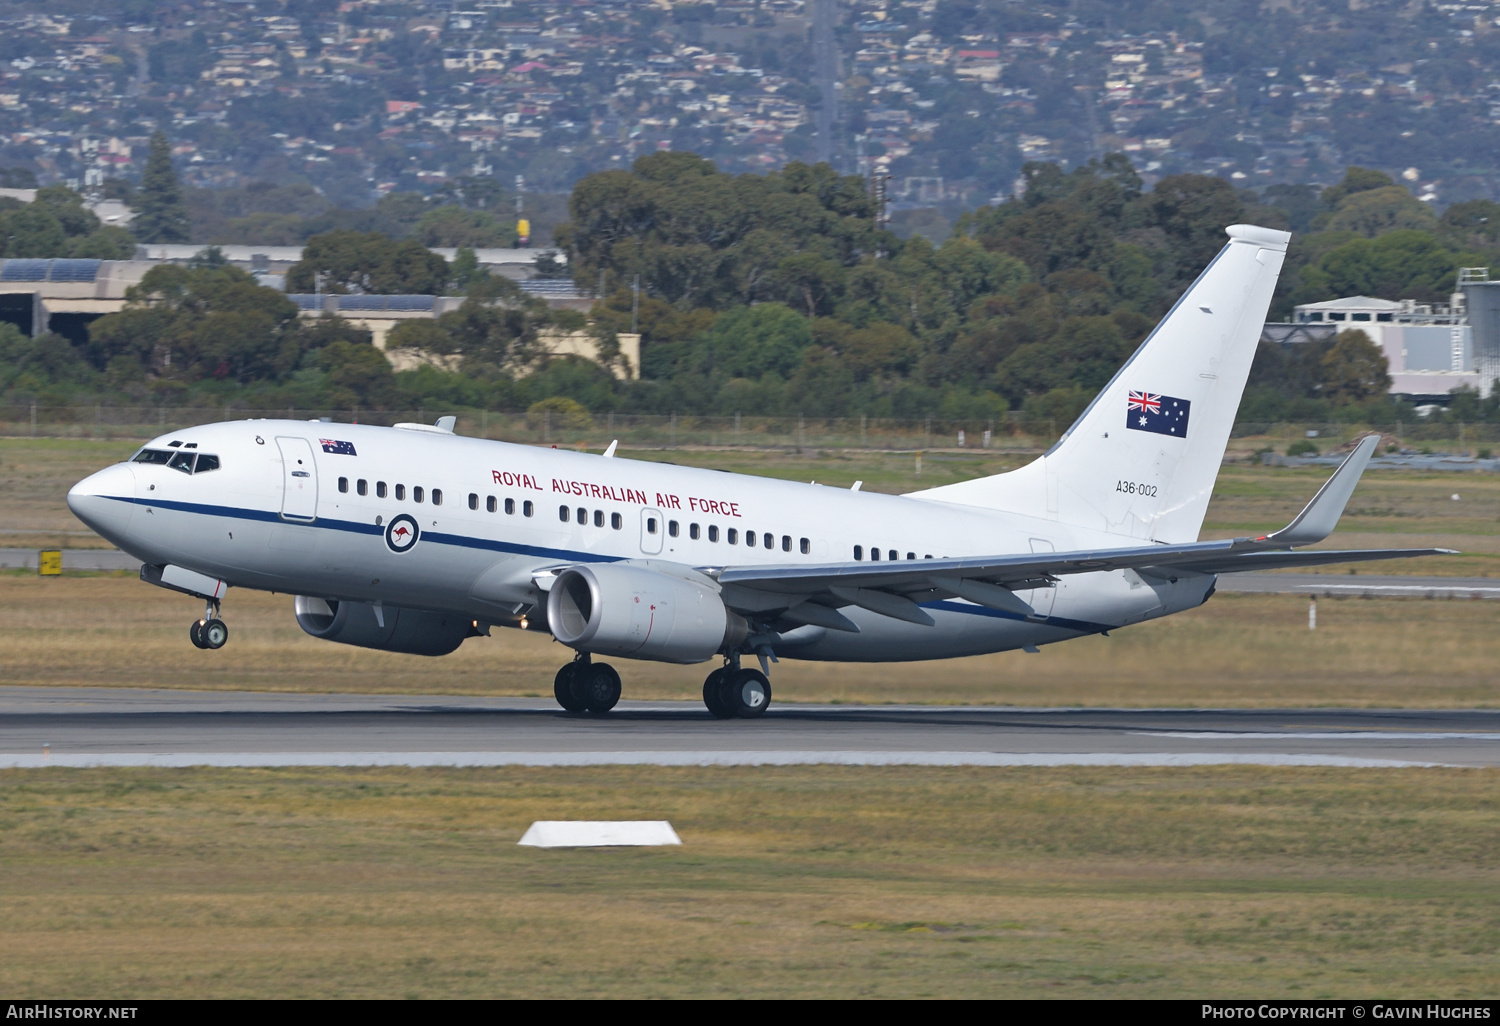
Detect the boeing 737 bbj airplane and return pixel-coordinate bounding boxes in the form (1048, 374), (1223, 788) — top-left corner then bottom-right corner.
(68, 225), (1448, 718)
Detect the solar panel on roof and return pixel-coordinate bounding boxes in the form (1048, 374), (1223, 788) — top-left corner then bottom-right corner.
(386, 295), (434, 311)
(47, 259), (101, 283)
(1, 259), (48, 281)
(286, 294), (325, 310)
(337, 295), (387, 311)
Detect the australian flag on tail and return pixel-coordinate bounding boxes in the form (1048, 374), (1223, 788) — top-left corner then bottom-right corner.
(320, 438), (357, 455)
(1126, 391), (1190, 438)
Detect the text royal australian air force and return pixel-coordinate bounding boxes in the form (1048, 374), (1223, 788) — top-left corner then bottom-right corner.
(495, 467), (745, 518)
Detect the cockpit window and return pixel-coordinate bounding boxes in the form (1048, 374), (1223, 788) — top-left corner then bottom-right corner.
(133, 448), (220, 474)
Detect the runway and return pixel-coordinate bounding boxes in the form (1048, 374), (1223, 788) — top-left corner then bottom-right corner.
(0, 687), (1496, 769)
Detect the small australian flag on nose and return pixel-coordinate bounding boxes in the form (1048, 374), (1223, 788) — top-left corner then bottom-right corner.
(319, 438), (357, 455)
(1126, 391), (1190, 437)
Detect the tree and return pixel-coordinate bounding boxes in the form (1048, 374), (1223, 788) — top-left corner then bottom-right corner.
(87, 264), (305, 382)
(133, 132), (190, 244)
(1320, 329), (1390, 402)
(415, 205), (516, 248)
(1325, 186), (1437, 238)
(285, 230), (448, 294)
(702, 303), (811, 379)
(1319, 167), (1395, 211)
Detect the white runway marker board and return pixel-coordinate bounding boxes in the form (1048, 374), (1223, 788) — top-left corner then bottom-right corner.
(517, 820), (683, 848)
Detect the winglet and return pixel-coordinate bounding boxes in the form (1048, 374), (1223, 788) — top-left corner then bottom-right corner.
(602, 439), (618, 458)
(1260, 434), (1379, 547)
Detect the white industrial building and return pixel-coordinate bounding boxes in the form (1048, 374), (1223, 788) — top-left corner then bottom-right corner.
(1288, 294), (1479, 397)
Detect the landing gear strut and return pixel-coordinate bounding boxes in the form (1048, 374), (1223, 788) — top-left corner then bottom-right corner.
(703, 660), (771, 719)
(553, 653), (622, 713)
(190, 599), (228, 651)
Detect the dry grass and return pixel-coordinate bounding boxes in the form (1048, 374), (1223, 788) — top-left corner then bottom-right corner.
(0, 764), (1494, 998)
(2, 575), (1497, 706)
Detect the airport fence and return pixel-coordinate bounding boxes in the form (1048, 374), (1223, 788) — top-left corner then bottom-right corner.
(4, 404), (1500, 455)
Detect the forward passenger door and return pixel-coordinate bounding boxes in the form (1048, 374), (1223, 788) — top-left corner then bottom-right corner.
(276, 436), (318, 523)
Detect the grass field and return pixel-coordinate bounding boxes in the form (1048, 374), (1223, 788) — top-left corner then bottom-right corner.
(0, 764), (1494, 998)
(3, 574), (1497, 706)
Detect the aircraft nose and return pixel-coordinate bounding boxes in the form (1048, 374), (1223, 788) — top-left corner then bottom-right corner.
(67, 463), (135, 538)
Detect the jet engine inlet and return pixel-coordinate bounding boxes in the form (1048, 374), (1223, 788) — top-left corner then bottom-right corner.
(546, 563), (743, 663)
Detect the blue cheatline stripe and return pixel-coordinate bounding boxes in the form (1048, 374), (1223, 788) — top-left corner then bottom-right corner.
(104, 494), (1114, 632)
(103, 493), (623, 565)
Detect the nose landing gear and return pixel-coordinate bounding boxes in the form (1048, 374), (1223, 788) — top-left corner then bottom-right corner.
(189, 599), (228, 650)
(553, 653), (622, 713)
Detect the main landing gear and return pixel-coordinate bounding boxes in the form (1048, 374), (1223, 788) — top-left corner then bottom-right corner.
(553, 653), (622, 714)
(189, 599), (228, 651)
(702, 661), (771, 720)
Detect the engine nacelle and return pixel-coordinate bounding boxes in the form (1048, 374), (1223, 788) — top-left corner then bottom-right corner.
(546, 563), (745, 663)
(294, 596), (470, 656)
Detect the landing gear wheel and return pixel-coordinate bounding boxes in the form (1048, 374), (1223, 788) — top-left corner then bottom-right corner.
(703, 668), (733, 719)
(553, 663), (589, 713)
(201, 619), (229, 650)
(189, 620), (208, 649)
(721, 669), (771, 719)
(580, 662), (622, 713)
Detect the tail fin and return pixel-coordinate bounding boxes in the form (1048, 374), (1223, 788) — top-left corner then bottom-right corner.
(909, 224), (1290, 543)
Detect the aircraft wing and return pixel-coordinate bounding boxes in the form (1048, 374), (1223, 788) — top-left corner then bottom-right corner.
(707, 435), (1453, 628)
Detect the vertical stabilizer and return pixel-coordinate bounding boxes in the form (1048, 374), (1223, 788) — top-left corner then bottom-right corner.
(909, 224), (1290, 543)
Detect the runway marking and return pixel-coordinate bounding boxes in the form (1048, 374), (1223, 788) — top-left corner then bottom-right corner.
(1135, 731), (1500, 741)
(0, 751), (1443, 769)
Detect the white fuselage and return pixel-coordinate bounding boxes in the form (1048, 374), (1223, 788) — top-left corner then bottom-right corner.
(68, 420), (1216, 663)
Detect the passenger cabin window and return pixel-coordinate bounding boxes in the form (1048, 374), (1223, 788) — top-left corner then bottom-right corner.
(907, 552), (916, 560)
(504, 498), (515, 515)
(469, 493), (479, 510)
(766, 534), (775, 550)
(646, 517), (658, 534)
(708, 526), (719, 542)
(357, 479), (368, 496)
(781, 535), (791, 552)
(727, 528), (738, 545)
(746, 531), (756, 547)
(611, 512), (623, 530)
(668, 520), (680, 537)
(339, 477), (349, 494)
(376, 482), (387, 498)
(854, 546), (863, 560)
(800, 538), (810, 554)
(871, 548), (881, 561)
(690, 523), (700, 540)
(413, 486), (424, 504)
(888, 549), (897, 561)
(576, 507), (587, 525)
(594, 510), (604, 528)
(487, 496), (498, 513)
(395, 484), (406, 501)
(432, 489), (442, 506)
(559, 505), (570, 522)
(523, 501), (534, 517)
